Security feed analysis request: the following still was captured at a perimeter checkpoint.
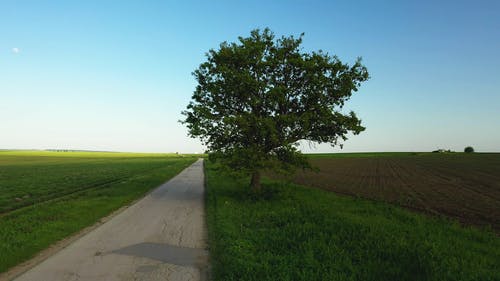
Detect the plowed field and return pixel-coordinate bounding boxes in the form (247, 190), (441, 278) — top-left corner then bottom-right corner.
(286, 153), (500, 232)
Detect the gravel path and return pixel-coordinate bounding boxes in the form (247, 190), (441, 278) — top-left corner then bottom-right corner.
(15, 159), (208, 281)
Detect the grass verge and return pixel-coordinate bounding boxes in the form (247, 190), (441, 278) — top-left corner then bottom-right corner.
(205, 162), (499, 281)
(0, 155), (196, 274)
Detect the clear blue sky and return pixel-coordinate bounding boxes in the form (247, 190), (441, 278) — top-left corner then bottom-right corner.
(1, 0), (499, 153)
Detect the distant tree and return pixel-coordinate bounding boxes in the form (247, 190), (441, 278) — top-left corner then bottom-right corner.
(464, 146), (474, 153)
(182, 28), (369, 191)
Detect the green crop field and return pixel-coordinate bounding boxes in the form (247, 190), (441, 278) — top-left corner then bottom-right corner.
(0, 150), (197, 274)
(206, 159), (500, 281)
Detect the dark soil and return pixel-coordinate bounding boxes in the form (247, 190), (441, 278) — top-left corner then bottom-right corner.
(274, 154), (500, 232)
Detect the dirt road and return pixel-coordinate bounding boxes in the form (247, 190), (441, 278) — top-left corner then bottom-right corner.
(14, 159), (208, 281)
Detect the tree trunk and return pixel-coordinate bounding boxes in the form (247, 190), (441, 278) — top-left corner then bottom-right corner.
(250, 170), (261, 192)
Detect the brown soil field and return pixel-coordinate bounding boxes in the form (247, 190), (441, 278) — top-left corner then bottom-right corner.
(277, 153), (500, 232)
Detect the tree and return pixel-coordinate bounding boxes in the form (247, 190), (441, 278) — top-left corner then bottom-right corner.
(182, 28), (369, 191)
(464, 146), (474, 153)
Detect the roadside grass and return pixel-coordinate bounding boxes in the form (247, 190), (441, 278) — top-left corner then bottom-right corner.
(206, 162), (500, 281)
(0, 152), (197, 273)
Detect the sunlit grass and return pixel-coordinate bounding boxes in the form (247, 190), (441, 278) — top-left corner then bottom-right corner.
(205, 162), (499, 281)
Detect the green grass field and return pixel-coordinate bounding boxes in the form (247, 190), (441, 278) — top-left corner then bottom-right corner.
(0, 151), (197, 273)
(206, 160), (500, 281)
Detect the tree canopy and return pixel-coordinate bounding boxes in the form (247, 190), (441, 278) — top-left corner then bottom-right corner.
(182, 28), (369, 190)
(464, 146), (474, 153)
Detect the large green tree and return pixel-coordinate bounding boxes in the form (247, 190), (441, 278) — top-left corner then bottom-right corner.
(182, 28), (369, 191)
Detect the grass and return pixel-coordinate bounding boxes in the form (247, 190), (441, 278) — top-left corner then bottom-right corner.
(205, 162), (500, 281)
(0, 151), (197, 273)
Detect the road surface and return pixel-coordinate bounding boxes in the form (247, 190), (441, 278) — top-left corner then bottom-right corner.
(15, 159), (208, 281)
